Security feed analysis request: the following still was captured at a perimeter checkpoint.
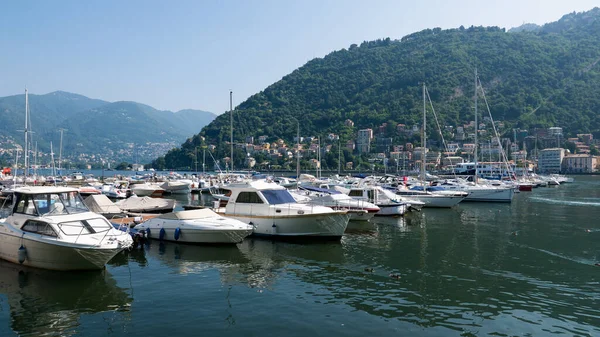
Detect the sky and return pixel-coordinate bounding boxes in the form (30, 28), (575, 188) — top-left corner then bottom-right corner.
(1, 0), (598, 114)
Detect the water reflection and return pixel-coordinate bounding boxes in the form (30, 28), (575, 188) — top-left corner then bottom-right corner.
(0, 261), (131, 336)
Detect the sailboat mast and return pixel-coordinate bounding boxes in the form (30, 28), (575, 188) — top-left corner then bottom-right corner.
(296, 120), (300, 179)
(421, 83), (426, 182)
(230, 90), (233, 173)
(474, 68), (479, 183)
(24, 88), (29, 179)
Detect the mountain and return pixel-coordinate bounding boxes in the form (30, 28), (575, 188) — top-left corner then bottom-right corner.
(0, 91), (216, 164)
(152, 7), (600, 170)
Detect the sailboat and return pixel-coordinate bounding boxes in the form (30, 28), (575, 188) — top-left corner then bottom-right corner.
(434, 70), (515, 202)
(395, 84), (466, 208)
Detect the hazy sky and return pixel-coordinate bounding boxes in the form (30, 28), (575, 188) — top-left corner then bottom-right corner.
(1, 0), (597, 114)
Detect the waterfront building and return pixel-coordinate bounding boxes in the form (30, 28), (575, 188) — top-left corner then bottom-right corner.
(562, 154), (598, 173)
(538, 148), (565, 173)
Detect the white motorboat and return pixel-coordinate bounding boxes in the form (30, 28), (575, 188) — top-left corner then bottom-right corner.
(294, 186), (380, 222)
(101, 180), (131, 199)
(0, 186), (133, 271)
(130, 182), (165, 197)
(431, 179), (515, 202)
(341, 185), (420, 215)
(160, 180), (192, 194)
(134, 209), (253, 244)
(394, 186), (466, 208)
(214, 180), (349, 240)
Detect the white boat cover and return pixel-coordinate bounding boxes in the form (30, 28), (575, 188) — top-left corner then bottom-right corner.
(84, 194), (122, 214)
(156, 209), (219, 220)
(117, 196), (175, 213)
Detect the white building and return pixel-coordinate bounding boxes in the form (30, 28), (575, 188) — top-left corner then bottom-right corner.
(538, 148), (565, 173)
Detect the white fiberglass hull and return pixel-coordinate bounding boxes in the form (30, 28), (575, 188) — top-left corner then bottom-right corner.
(0, 226), (127, 271)
(136, 218), (253, 244)
(348, 210), (376, 222)
(401, 194), (464, 208)
(375, 203), (408, 216)
(219, 211), (349, 239)
(462, 187), (515, 202)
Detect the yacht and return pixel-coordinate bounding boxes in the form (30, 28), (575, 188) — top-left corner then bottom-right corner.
(214, 180), (349, 240)
(0, 186), (133, 270)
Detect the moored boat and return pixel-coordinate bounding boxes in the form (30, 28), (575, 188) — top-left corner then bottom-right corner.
(0, 186), (133, 270)
(134, 209), (254, 244)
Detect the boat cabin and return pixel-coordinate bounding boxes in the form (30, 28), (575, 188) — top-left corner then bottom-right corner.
(10, 187), (89, 217)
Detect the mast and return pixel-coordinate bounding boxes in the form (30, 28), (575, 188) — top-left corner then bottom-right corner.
(474, 68), (479, 184)
(296, 120), (300, 179)
(24, 89), (29, 180)
(421, 83), (426, 182)
(229, 90), (233, 172)
(58, 128), (66, 174)
(337, 138), (341, 175)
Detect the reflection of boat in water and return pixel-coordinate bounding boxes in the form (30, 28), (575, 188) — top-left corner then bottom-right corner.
(143, 241), (250, 274)
(0, 260), (131, 336)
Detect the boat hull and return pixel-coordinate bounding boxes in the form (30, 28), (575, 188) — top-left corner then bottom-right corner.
(220, 212), (349, 239)
(0, 229), (124, 271)
(462, 187), (515, 202)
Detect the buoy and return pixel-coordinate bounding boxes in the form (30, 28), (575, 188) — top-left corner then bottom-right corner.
(159, 228), (166, 241)
(174, 227), (181, 241)
(18, 245), (27, 264)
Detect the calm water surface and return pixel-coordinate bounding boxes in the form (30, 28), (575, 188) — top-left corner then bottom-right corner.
(1, 176), (599, 336)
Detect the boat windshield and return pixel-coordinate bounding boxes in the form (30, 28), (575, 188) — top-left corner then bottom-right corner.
(23, 192), (89, 216)
(261, 189), (297, 205)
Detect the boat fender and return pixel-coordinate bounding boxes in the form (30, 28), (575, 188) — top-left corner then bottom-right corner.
(18, 245), (27, 264)
(159, 228), (166, 240)
(145, 228), (151, 238)
(272, 223), (277, 233)
(174, 227), (181, 241)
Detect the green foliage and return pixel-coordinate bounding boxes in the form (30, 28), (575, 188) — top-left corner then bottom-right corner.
(159, 8), (600, 169)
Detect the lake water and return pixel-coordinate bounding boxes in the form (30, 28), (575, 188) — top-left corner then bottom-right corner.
(0, 176), (599, 336)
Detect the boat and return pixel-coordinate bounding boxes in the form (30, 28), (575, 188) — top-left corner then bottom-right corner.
(293, 185), (380, 221)
(160, 180), (192, 194)
(130, 182), (165, 197)
(133, 209), (254, 244)
(0, 186), (133, 270)
(83, 194), (124, 218)
(340, 185), (417, 216)
(101, 180), (131, 199)
(214, 180), (350, 240)
(117, 195), (176, 214)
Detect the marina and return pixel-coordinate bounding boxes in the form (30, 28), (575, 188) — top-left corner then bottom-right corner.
(0, 174), (598, 336)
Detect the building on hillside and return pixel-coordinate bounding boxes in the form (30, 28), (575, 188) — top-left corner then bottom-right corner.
(537, 148), (565, 173)
(577, 133), (593, 145)
(442, 156), (464, 167)
(562, 154), (598, 173)
(344, 119), (354, 127)
(357, 128), (373, 153)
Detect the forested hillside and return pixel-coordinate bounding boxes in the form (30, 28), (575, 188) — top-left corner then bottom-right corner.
(155, 8), (600, 170)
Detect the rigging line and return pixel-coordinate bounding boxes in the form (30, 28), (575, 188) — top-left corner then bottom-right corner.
(425, 86), (457, 178)
(477, 76), (515, 181)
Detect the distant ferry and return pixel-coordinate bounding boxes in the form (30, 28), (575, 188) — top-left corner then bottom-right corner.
(451, 162), (528, 180)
